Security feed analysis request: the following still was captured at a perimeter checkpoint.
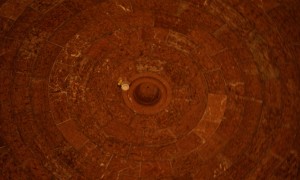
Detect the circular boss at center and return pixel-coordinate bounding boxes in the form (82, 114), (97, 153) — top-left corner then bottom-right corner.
(122, 72), (172, 115)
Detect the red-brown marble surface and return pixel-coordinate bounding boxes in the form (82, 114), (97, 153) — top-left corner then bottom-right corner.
(0, 0), (299, 179)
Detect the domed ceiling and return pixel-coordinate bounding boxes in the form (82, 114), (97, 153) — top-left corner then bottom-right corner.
(0, 0), (299, 179)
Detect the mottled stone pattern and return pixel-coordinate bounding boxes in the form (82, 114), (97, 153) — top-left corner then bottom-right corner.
(0, 0), (299, 179)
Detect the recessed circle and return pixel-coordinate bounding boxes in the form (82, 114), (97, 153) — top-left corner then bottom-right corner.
(122, 73), (172, 114)
(133, 82), (161, 105)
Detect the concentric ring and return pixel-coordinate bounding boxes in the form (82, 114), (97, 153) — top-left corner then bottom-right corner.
(0, 0), (299, 179)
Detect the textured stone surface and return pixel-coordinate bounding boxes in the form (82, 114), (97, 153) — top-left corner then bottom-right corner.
(0, 0), (299, 179)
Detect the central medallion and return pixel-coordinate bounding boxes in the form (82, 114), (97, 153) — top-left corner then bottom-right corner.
(122, 72), (172, 114)
(133, 82), (161, 105)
